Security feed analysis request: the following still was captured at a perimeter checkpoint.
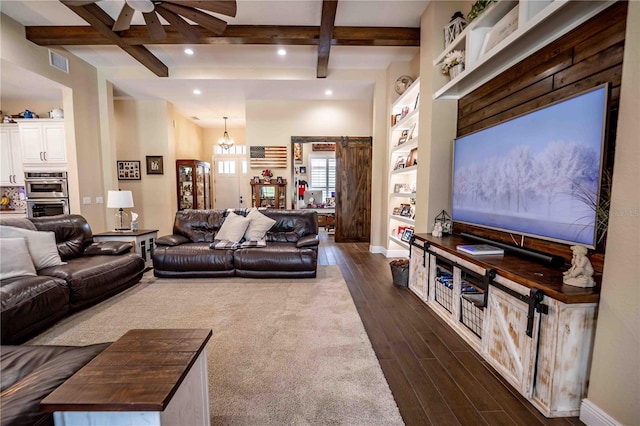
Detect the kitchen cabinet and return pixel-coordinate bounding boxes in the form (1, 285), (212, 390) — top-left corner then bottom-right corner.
(0, 125), (24, 185)
(250, 180), (286, 209)
(18, 120), (66, 166)
(176, 160), (211, 210)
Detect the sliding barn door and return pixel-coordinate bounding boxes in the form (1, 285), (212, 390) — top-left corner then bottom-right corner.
(335, 137), (372, 242)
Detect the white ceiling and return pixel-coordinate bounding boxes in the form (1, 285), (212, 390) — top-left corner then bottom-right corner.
(0, 0), (427, 127)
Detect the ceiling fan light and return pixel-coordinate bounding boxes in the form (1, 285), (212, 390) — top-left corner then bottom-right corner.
(126, 0), (154, 13)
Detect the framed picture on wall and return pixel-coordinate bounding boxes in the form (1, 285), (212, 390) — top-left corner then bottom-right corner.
(299, 166), (307, 174)
(117, 161), (141, 180)
(146, 155), (164, 175)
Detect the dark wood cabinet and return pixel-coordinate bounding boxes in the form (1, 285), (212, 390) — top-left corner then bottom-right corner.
(176, 160), (211, 210)
(250, 180), (286, 209)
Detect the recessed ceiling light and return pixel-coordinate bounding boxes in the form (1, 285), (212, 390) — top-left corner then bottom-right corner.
(193, 89), (201, 95)
(184, 48), (194, 55)
(325, 89), (333, 96)
(277, 48), (287, 56)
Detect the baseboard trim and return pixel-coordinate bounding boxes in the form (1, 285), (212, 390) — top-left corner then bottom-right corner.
(386, 249), (409, 258)
(580, 399), (621, 426)
(369, 245), (386, 255)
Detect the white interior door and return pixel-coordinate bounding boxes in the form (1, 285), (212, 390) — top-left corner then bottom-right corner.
(213, 148), (249, 209)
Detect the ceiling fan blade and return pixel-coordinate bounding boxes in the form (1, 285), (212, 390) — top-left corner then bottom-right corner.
(112, 3), (135, 31)
(162, 0), (237, 18)
(60, 0), (100, 5)
(143, 11), (167, 41)
(155, 6), (202, 42)
(160, 2), (227, 35)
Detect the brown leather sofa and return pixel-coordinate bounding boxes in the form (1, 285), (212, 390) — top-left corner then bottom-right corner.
(1, 343), (111, 426)
(0, 215), (146, 344)
(153, 209), (319, 278)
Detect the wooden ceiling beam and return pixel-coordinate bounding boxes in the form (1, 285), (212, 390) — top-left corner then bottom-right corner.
(317, 0), (338, 78)
(25, 25), (419, 47)
(60, 2), (169, 77)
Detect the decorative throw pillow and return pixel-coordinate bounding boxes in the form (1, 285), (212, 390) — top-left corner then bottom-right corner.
(0, 225), (65, 270)
(215, 211), (251, 243)
(0, 238), (37, 280)
(243, 208), (276, 241)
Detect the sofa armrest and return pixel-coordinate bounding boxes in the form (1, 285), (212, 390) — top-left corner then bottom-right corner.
(296, 234), (319, 248)
(156, 234), (190, 246)
(84, 241), (132, 256)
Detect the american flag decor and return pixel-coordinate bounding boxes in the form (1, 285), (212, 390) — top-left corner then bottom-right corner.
(249, 145), (288, 168)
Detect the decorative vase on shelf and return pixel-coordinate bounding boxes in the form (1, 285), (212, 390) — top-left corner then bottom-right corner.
(264, 177), (271, 184)
(449, 63), (464, 80)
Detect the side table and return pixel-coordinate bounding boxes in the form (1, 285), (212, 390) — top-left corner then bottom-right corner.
(93, 229), (158, 268)
(41, 328), (212, 426)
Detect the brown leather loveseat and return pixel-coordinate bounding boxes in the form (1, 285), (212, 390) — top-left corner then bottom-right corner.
(153, 209), (319, 278)
(0, 215), (146, 344)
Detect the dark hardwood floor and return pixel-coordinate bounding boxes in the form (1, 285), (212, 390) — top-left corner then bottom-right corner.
(317, 231), (583, 426)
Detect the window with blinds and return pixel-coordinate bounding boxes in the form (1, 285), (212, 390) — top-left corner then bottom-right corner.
(310, 157), (336, 201)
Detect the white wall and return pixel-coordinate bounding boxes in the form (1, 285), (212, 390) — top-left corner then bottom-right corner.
(583, 2), (640, 424)
(246, 99), (373, 225)
(113, 99), (191, 236)
(1, 13), (106, 229)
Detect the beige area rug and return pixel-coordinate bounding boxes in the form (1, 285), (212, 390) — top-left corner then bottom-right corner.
(29, 266), (403, 426)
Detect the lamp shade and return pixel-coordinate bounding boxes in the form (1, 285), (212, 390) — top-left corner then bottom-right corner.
(107, 190), (134, 208)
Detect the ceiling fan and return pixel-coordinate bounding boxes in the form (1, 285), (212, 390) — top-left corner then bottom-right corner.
(63, 0), (237, 41)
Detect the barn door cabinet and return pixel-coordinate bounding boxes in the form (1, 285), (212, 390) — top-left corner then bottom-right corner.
(409, 233), (599, 417)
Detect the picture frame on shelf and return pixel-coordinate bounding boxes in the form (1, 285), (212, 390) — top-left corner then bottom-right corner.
(414, 93), (420, 110)
(394, 156), (406, 170)
(393, 183), (407, 193)
(253, 176), (261, 183)
(145, 155), (163, 175)
(392, 207), (401, 216)
(299, 165), (307, 174)
(400, 203), (411, 217)
(400, 106), (410, 119)
(481, 5), (519, 55)
(401, 228), (414, 242)
(408, 123), (417, 140)
(398, 129), (409, 146)
(406, 148), (418, 167)
(117, 160), (141, 180)
(394, 113), (402, 125)
(276, 176), (284, 184)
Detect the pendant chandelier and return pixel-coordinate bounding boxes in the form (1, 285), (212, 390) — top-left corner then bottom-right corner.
(218, 116), (234, 150)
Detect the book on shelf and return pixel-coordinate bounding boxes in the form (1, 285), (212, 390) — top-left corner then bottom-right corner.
(456, 244), (504, 256)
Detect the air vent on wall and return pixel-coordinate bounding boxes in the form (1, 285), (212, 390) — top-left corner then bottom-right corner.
(48, 50), (69, 73)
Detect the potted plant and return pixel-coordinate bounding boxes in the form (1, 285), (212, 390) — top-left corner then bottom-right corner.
(441, 50), (465, 79)
(467, 0), (497, 22)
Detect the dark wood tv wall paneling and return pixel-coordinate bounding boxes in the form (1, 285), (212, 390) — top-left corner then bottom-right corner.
(454, 1), (628, 272)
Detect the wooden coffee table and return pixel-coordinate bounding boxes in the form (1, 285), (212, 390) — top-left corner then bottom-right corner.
(41, 328), (212, 426)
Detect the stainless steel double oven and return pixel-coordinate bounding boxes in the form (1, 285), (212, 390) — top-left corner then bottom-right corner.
(25, 171), (70, 218)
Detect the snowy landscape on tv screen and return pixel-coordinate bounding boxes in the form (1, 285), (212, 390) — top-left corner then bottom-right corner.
(452, 86), (607, 247)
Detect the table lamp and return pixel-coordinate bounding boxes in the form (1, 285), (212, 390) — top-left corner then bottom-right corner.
(107, 190), (134, 231)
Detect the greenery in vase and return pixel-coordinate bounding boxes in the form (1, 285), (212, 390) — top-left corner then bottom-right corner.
(467, 0), (497, 22)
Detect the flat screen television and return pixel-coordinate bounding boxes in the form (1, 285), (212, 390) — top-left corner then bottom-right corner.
(452, 84), (608, 248)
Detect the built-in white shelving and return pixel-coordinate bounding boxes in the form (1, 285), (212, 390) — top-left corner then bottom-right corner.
(433, 0), (613, 99)
(388, 77), (420, 256)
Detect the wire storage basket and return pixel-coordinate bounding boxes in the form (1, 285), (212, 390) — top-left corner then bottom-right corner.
(434, 267), (453, 312)
(460, 292), (485, 337)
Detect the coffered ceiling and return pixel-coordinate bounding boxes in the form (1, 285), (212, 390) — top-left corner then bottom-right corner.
(1, 0), (428, 127)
